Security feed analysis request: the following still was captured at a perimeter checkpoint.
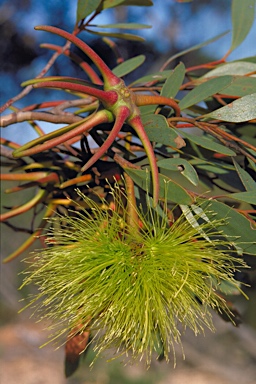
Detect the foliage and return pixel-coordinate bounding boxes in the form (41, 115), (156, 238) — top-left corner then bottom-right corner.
(1, 0), (256, 377)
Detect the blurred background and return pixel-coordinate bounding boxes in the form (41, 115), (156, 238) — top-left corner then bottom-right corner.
(1, 0), (256, 383)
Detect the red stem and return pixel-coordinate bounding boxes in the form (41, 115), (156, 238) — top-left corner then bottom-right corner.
(17, 101), (66, 112)
(0, 189), (47, 222)
(33, 81), (118, 106)
(41, 43), (103, 85)
(13, 110), (112, 157)
(35, 26), (120, 87)
(129, 115), (159, 206)
(186, 58), (226, 73)
(81, 106), (130, 172)
(135, 94), (180, 117)
(0, 172), (47, 181)
(3, 202), (57, 263)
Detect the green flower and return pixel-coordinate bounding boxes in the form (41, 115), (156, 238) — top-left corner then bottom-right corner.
(20, 188), (246, 365)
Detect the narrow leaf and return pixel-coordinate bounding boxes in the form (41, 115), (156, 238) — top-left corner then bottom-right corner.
(112, 55), (146, 77)
(161, 62), (186, 99)
(231, 0), (256, 51)
(190, 160), (231, 175)
(130, 70), (173, 86)
(103, 0), (126, 8)
(141, 114), (181, 147)
(125, 168), (193, 204)
(120, 0), (153, 4)
(204, 93), (256, 122)
(91, 23), (151, 29)
(76, 0), (101, 22)
(174, 129), (236, 156)
(163, 31), (229, 67)
(203, 61), (256, 78)
(139, 105), (157, 115)
(237, 56), (256, 63)
(103, 0), (153, 8)
(179, 76), (234, 110)
(219, 77), (256, 97)
(200, 199), (256, 254)
(233, 159), (256, 191)
(86, 29), (145, 41)
(158, 158), (199, 186)
(227, 191), (256, 204)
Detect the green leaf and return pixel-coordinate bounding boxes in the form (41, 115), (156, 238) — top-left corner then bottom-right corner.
(247, 157), (256, 172)
(233, 159), (256, 191)
(164, 31), (229, 66)
(204, 93), (256, 122)
(103, 0), (153, 9)
(130, 70), (172, 86)
(227, 191), (256, 204)
(214, 279), (242, 295)
(237, 56), (256, 63)
(174, 129), (236, 156)
(179, 76), (234, 110)
(124, 169), (193, 204)
(139, 105), (157, 115)
(141, 114), (182, 147)
(112, 55), (146, 77)
(161, 62), (186, 99)
(231, 0), (256, 51)
(120, 0), (153, 5)
(190, 160), (231, 175)
(86, 29), (145, 41)
(158, 158), (199, 186)
(91, 23), (151, 29)
(202, 61), (256, 78)
(219, 76), (256, 97)
(76, 0), (101, 22)
(200, 199), (256, 254)
(103, 0), (125, 7)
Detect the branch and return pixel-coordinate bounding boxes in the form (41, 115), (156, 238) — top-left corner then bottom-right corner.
(0, 111), (83, 127)
(0, 40), (73, 114)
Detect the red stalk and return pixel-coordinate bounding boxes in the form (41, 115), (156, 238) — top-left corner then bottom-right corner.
(0, 172), (48, 181)
(35, 26), (120, 87)
(4, 171), (59, 193)
(19, 101), (66, 112)
(13, 110), (112, 158)
(0, 189), (47, 222)
(135, 94), (180, 117)
(3, 202), (57, 263)
(81, 106), (130, 172)
(41, 43), (103, 85)
(0, 137), (20, 149)
(129, 115), (159, 206)
(33, 81), (118, 106)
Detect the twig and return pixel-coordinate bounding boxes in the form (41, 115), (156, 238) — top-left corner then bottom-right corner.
(1, 111), (83, 127)
(0, 40), (72, 114)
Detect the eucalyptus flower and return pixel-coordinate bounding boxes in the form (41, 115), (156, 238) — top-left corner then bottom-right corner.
(20, 187), (246, 365)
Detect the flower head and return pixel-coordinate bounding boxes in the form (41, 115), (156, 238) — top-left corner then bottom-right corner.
(20, 187), (246, 365)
